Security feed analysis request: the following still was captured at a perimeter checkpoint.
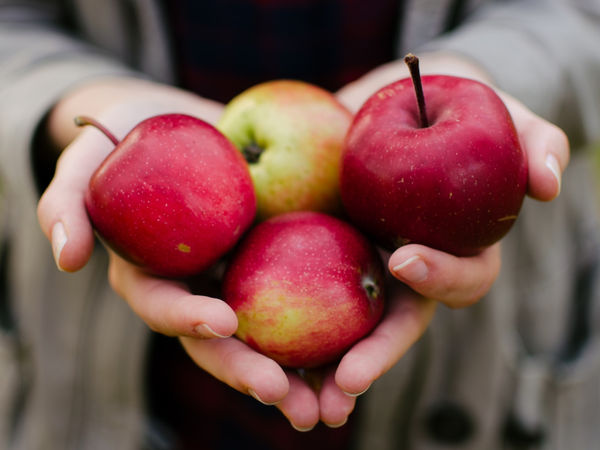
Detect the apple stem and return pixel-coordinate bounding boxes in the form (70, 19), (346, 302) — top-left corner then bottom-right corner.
(74, 115), (120, 145)
(404, 53), (430, 128)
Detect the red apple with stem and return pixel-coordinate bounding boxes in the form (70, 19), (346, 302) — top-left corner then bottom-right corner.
(222, 211), (385, 369)
(340, 54), (528, 256)
(80, 113), (256, 278)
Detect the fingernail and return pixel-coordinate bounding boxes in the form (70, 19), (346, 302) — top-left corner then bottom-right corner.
(545, 153), (561, 196)
(51, 222), (67, 271)
(392, 255), (428, 283)
(291, 423), (315, 432)
(194, 323), (229, 339)
(248, 388), (279, 406)
(325, 417), (348, 429)
(343, 383), (371, 397)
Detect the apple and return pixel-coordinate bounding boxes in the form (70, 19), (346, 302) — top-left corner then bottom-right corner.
(80, 113), (256, 278)
(340, 54), (528, 256)
(222, 211), (385, 369)
(217, 80), (353, 221)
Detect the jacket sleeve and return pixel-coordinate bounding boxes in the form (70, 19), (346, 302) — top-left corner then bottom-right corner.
(419, 0), (600, 148)
(0, 1), (140, 194)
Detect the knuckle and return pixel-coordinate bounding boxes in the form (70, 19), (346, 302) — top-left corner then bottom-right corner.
(106, 260), (118, 289)
(106, 258), (126, 298)
(554, 127), (570, 163)
(146, 321), (163, 334)
(36, 189), (54, 227)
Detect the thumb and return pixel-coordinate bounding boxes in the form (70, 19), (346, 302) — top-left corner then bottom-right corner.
(37, 129), (115, 271)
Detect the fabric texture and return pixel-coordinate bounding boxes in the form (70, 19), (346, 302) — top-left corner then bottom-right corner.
(162, 0), (401, 103)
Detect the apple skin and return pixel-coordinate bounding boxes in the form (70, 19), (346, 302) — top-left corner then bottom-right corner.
(340, 75), (528, 256)
(85, 114), (256, 278)
(217, 80), (353, 221)
(222, 211), (385, 369)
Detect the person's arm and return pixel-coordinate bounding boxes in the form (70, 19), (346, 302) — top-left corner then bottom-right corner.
(0, 2), (140, 186)
(336, 0), (600, 298)
(36, 74), (505, 433)
(341, 0), (600, 148)
(327, 0), (592, 430)
(10, 9), (322, 428)
(8, 1), (568, 432)
(421, 0), (600, 148)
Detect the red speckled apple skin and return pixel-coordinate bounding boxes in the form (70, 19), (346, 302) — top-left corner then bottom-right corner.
(86, 114), (256, 278)
(223, 211), (385, 369)
(341, 75), (528, 256)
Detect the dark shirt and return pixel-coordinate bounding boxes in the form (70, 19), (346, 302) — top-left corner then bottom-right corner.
(148, 333), (357, 450)
(161, 0), (401, 102)
(148, 1), (401, 448)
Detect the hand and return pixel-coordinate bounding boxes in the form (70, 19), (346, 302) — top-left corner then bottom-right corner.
(35, 66), (567, 431)
(37, 77), (225, 272)
(175, 249), (492, 431)
(178, 271), (437, 431)
(102, 239), (492, 432)
(337, 51), (569, 308)
(297, 51), (569, 427)
(336, 51), (568, 204)
(271, 245), (496, 429)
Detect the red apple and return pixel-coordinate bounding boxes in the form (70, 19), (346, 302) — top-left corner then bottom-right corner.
(222, 211), (385, 369)
(340, 54), (528, 256)
(82, 113), (256, 278)
(217, 80), (353, 221)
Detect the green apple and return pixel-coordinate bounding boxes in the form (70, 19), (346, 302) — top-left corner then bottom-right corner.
(217, 80), (353, 221)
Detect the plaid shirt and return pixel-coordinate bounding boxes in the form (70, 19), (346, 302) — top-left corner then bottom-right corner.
(162, 0), (401, 102)
(149, 334), (357, 450)
(151, 1), (401, 448)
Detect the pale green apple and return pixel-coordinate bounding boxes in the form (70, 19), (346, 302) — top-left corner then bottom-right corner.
(217, 80), (353, 221)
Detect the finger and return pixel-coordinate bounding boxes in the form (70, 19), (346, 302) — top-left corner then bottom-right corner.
(180, 336), (290, 406)
(108, 252), (238, 338)
(520, 117), (569, 201)
(277, 371), (321, 432)
(388, 243), (501, 308)
(335, 60), (410, 113)
(318, 370), (356, 428)
(37, 130), (116, 272)
(501, 95), (569, 202)
(335, 291), (436, 395)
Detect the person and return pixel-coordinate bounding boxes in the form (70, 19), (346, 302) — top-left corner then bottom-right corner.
(0, 0), (599, 448)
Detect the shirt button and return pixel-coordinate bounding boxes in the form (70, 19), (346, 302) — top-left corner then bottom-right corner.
(503, 413), (546, 447)
(425, 401), (475, 445)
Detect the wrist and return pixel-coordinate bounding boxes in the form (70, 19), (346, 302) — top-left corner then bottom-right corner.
(46, 77), (224, 150)
(46, 76), (147, 150)
(415, 51), (495, 85)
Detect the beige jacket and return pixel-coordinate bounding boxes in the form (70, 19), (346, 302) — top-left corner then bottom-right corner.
(1, 0), (600, 449)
